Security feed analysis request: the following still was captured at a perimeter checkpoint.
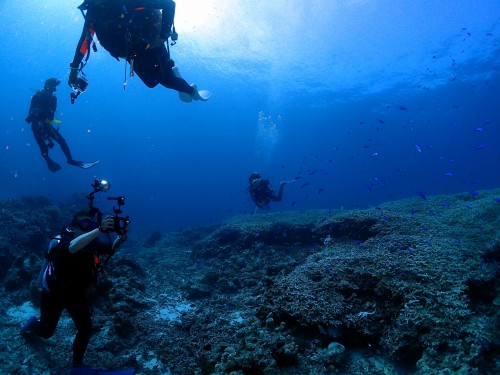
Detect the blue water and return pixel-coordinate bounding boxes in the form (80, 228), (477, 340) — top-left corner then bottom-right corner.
(1, 0), (499, 234)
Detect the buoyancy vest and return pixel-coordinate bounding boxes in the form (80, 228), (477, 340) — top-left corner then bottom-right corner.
(87, 2), (163, 59)
(250, 180), (273, 207)
(44, 230), (112, 290)
(27, 90), (56, 123)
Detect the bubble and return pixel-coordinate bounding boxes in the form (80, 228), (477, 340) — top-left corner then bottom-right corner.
(256, 111), (281, 161)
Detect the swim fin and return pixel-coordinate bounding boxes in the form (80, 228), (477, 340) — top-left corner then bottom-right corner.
(69, 365), (135, 375)
(46, 158), (62, 172)
(68, 160), (100, 169)
(195, 89), (211, 101)
(179, 84), (211, 103)
(79, 160), (100, 169)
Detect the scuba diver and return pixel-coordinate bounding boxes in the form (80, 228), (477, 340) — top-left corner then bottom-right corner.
(68, 0), (210, 103)
(25, 78), (99, 172)
(248, 172), (288, 209)
(19, 209), (131, 375)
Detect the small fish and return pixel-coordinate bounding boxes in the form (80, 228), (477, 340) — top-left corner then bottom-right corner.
(474, 127), (484, 132)
(399, 105), (408, 110)
(444, 172), (454, 177)
(494, 198), (500, 203)
(300, 182), (310, 189)
(440, 202), (450, 207)
(318, 188), (325, 194)
(378, 119), (385, 124)
(414, 144), (422, 153)
(371, 152), (379, 157)
(475, 144), (485, 150)
(469, 191), (479, 196)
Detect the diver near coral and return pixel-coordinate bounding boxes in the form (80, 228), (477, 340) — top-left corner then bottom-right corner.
(248, 172), (289, 209)
(25, 78), (99, 172)
(20, 180), (132, 375)
(68, 0), (210, 103)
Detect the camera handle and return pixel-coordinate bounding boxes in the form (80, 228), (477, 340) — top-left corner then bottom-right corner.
(107, 196), (125, 214)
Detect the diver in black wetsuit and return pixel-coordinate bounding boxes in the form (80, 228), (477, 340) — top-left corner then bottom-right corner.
(68, 0), (210, 103)
(19, 210), (125, 372)
(25, 78), (99, 172)
(248, 172), (287, 209)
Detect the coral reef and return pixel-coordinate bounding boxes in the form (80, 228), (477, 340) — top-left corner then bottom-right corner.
(1, 189), (499, 374)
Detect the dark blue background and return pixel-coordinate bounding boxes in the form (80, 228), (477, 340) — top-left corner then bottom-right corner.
(1, 1), (499, 234)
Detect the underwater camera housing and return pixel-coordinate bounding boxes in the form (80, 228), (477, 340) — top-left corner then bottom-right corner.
(106, 196), (130, 235)
(70, 75), (89, 104)
(86, 179), (130, 236)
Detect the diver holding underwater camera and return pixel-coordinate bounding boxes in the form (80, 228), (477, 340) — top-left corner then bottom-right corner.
(20, 179), (134, 374)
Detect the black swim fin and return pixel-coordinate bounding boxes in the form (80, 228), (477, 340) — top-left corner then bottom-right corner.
(69, 366), (135, 375)
(46, 158), (61, 172)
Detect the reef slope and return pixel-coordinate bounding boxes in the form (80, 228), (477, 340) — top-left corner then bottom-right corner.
(1, 189), (499, 374)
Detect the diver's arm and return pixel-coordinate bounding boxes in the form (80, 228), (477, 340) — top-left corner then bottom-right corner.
(69, 18), (94, 71)
(69, 216), (115, 254)
(50, 95), (57, 120)
(25, 93), (39, 123)
(69, 228), (101, 254)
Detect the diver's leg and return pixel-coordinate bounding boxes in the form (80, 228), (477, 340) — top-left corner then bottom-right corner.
(49, 128), (77, 164)
(37, 289), (64, 339)
(65, 288), (92, 367)
(32, 124), (61, 172)
(32, 124), (49, 159)
(133, 47), (194, 94)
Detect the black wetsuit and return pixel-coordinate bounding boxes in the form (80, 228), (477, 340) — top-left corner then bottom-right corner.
(71, 0), (194, 94)
(249, 179), (285, 208)
(25, 90), (75, 172)
(30, 234), (113, 367)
